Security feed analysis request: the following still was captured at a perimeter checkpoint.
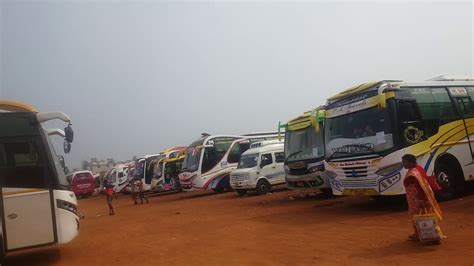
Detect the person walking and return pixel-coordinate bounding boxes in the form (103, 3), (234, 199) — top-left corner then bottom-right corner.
(103, 177), (115, 215)
(402, 154), (443, 244)
(131, 175), (149, 205)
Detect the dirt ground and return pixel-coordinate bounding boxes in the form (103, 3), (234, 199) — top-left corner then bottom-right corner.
(3, 188), (474, 266)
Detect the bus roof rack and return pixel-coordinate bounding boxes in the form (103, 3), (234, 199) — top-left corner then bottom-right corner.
(250, 140), (283, 149)
(243, 131), (279, 137)
(328, 80), (402, 101)
(427, 75), (474, 81)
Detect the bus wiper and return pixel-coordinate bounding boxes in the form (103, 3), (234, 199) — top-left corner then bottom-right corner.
(285, 150), (303, 163)
(327, 151), (351, 161)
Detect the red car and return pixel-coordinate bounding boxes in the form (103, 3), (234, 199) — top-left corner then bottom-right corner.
(67, 171), (95, 198)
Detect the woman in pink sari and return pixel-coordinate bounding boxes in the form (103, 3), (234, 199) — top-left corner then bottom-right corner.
(402, 154), (443, 243)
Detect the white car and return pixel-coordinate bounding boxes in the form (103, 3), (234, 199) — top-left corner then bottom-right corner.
(230, 140), (285, 196)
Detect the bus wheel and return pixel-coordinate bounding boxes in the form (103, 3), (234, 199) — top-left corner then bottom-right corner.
(0, 235), (5, 262)
(256, 180), (270, 195)
(320, 188), (333, 197)
(236, 190), (247, 196)
(434, 162), (465, 200)
(212, 187), (225, 193)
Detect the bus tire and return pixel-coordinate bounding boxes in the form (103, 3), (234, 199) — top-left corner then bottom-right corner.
(0, 235), (5, 262)
(256, 180), (270, 195)
(320, 188), (333, 197)
(434, 161), (465, 200)
(212, 187), (225, 193)
(236, 190), (247, 196)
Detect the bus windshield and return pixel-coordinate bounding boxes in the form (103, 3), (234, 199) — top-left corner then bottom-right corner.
(154, 161), (164, 177)
(182, 145), (203, 172)
(325, 107), (394, 159)
(165, 160), (182, 177)
(201, 138), (236, 173)
(285, 126), (324, 162)
(135, 160), (145, 178)
(0, 114), (69, 189)
(44, 134), (69, 188)
(238, 153), (258, 169)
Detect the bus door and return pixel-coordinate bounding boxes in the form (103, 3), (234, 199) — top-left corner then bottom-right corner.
(0, 141), (56, 251)
(452, 92), (474, 159)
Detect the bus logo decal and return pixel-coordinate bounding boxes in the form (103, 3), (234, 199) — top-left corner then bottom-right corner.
(351, 169), (358, 177)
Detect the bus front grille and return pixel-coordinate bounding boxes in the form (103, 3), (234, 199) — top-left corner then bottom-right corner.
(340, 178), (377, 188)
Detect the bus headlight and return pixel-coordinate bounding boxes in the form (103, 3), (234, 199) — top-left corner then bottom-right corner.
(308, 164), (324, 173)
(376, 163), (403, 177)
(331, 179), (343, 192)
(326, 171), (337, 179)
(57, 199), (79, 216)
(378, 174), (401, 192)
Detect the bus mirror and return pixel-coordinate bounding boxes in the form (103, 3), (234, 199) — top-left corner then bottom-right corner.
(63, 124), (73, 154)
(64, 124), (74, 143)
(311, 110), (324, 133)
(58, 155), (66, 171)
(278, 121), (287, 141)
(378, 94), (387, 109)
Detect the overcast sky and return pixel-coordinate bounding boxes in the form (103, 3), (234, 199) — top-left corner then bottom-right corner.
(1, 1), (472, 169)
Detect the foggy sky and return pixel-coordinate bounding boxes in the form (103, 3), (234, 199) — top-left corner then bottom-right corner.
(1, 1), (472, 169)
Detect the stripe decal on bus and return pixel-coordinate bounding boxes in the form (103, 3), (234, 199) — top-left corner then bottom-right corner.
(2, 189), (48, 196)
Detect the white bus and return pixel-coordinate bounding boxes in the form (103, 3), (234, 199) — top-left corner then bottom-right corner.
(129, 154), (164, 192)
(0, 100), (78, 258)
(179, 132), (280, 193)
(324, 76), (474, 199)
(106, 164), (130, 193)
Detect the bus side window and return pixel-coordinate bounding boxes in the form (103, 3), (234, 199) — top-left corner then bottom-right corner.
(409, 87), (458, 138)
(397, 100), (426, 145)
(0, 142), (47, 188)
(398, 100), (422, 123)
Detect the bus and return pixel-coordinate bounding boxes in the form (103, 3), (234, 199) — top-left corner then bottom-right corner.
(324, 75), (474, 199)
(67, 171), (95, 198)
(105, 164), (130, 194)
(0, 100), (78, 258)
(151, 146), (187, 192)
(179, 132), (280, 193)
(128, 154), (164, 192)
(279, 107), (331, 194)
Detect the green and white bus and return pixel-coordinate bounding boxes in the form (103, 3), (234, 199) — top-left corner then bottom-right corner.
(324, 76), (474, 199)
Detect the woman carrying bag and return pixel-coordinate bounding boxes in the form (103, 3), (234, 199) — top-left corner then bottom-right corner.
(401, 154), (444, 244)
